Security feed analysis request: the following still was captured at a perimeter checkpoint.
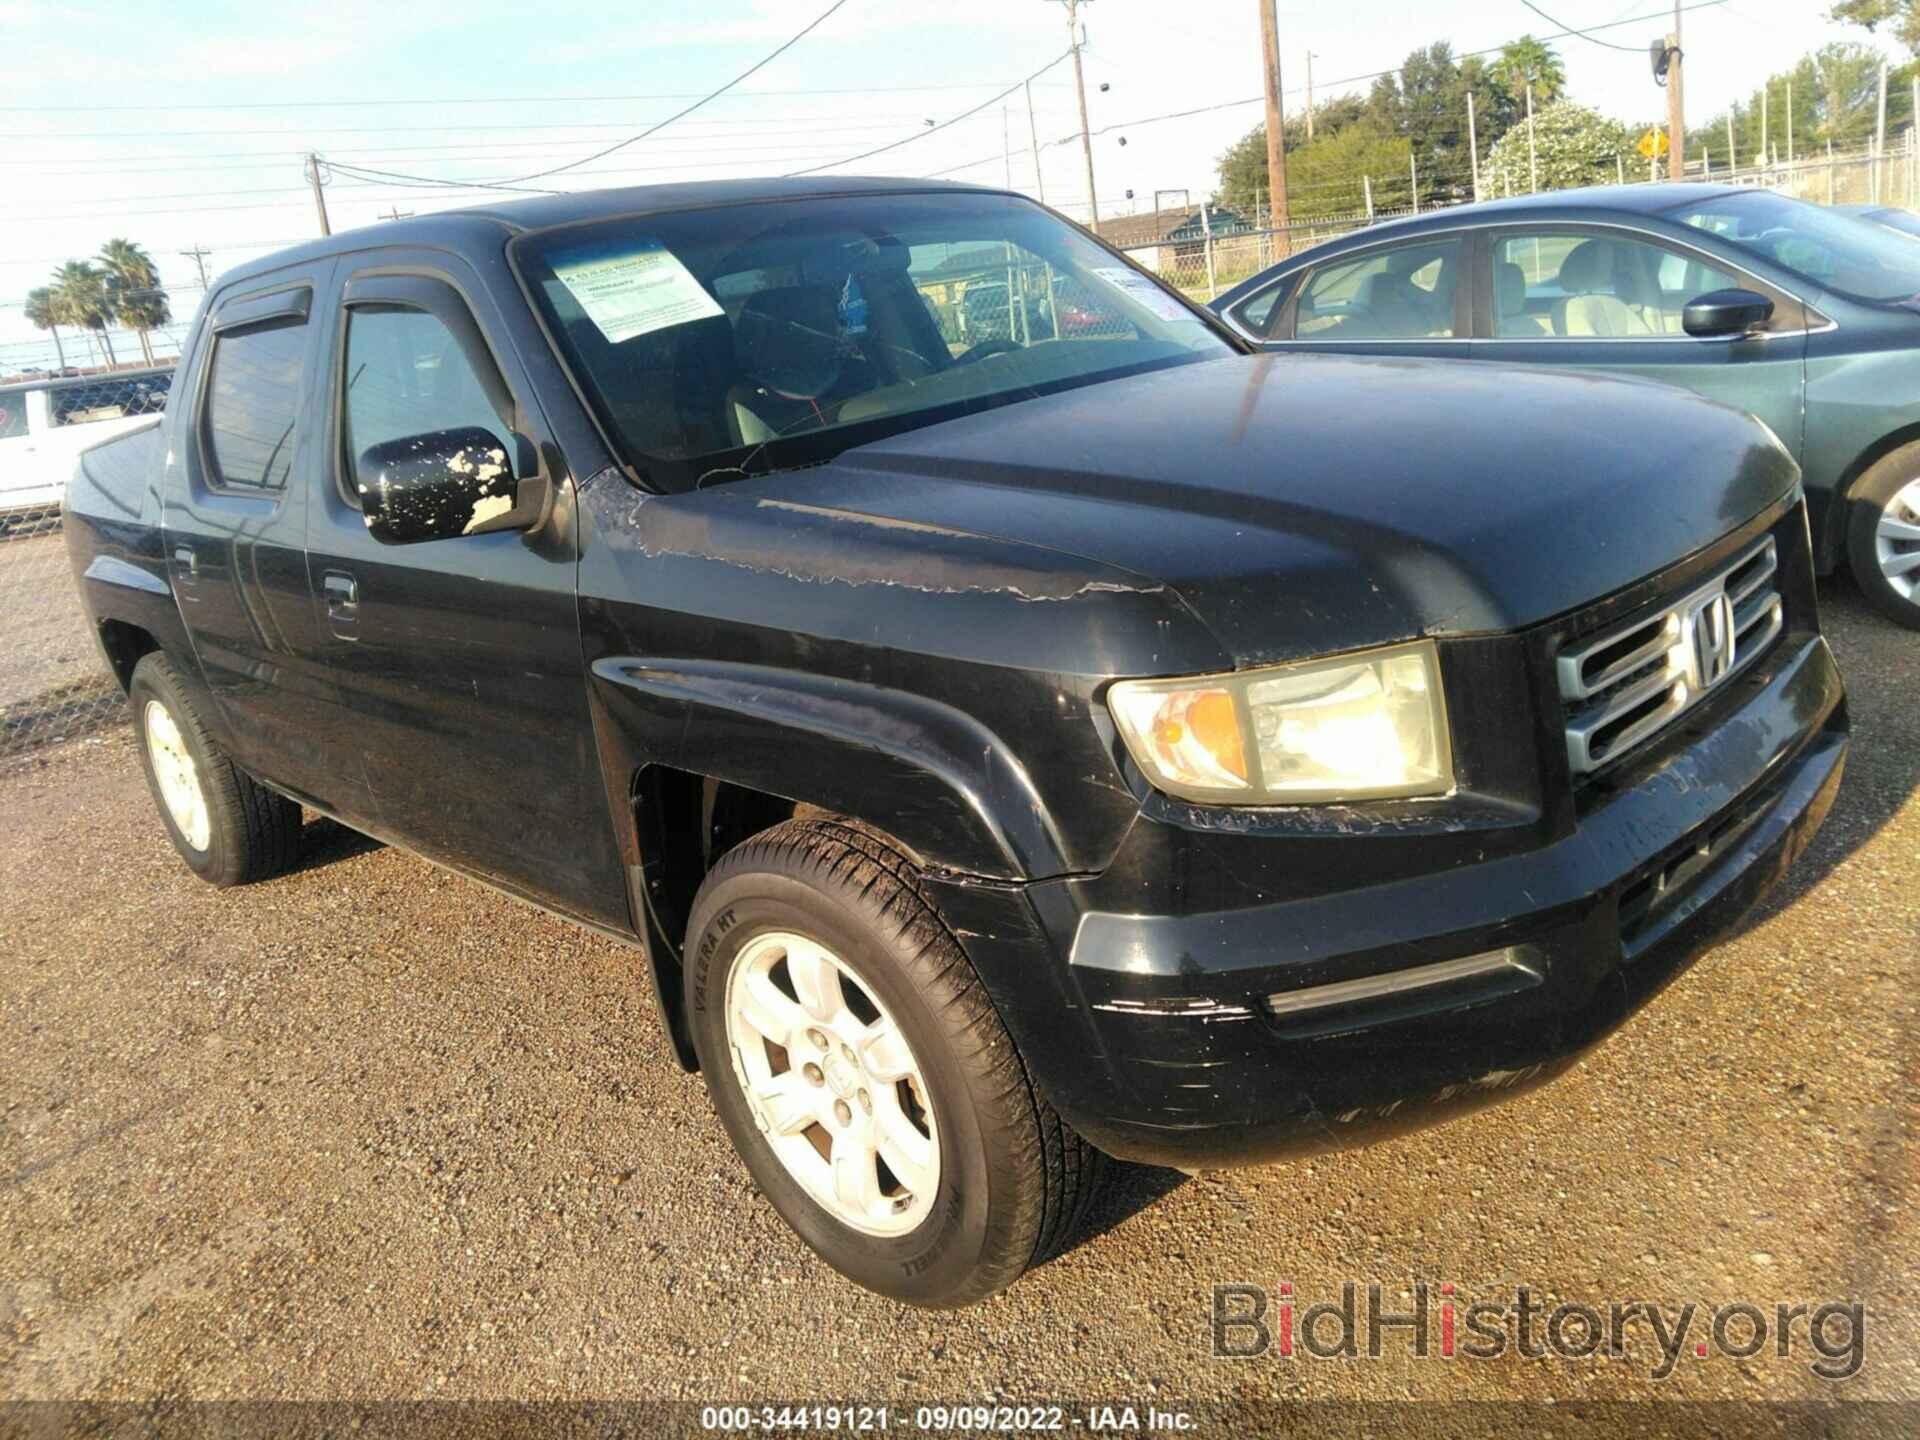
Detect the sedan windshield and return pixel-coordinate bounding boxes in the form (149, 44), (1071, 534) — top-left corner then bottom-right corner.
(1665, 189), (1920, 303)
(513, 191), (1230, 487)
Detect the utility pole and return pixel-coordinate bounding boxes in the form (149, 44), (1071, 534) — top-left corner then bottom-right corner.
(1062, 0), (1100, 233)
(304, 153), (332, 237)
(1787, 80), (1794, 165)
(1760, 82), (1768, 167)
(1305, 51), (1316, 140)
(1258, 0), (1290, 251)
(1025, 79), (1046, 204)
(179, 245), (212, 288)
(1467, 91), (1480, 198)
(1726, 108), (1737, 171)
(1003, 106), (1013, 189)
(1666, 1), (1685, 180)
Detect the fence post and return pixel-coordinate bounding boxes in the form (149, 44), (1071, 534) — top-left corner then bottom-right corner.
(1467, 92), (1479, 200)
(1410, 150), (1420, 215)
(1363, 173), (1374, 221)
(1199, 202), (1218, 301)
(1617, 153), (1625, 186)
(1828, 139), (1835, 205)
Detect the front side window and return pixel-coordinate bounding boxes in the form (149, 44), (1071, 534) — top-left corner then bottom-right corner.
(1292, 238), (1461, 340)
(1493, 231), (1741, 338)
(1668, 190), (1920, 304)
(204, 318), (307, 492)
(513, 191), (1230, 488)
(343, 306), (510, 470)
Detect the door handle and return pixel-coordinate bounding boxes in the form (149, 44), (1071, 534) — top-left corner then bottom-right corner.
(322, 569), (359, 639)
(172, 545), (197, 577)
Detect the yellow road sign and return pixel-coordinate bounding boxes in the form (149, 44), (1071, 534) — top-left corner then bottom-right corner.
(1638, 128), (1670, 160)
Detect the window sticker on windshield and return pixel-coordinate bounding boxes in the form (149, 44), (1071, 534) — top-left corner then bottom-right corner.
(1089, 266), (1188, 322)
(552, 241), (724, 344)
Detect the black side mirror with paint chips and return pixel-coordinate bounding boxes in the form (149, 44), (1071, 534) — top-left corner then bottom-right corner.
(356, 426), (548, 545)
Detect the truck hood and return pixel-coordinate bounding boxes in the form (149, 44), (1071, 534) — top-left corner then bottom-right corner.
(782, 351), (1802, 667)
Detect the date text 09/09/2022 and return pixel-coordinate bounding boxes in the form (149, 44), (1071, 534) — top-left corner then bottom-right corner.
(699, 1405), (1198, 1432)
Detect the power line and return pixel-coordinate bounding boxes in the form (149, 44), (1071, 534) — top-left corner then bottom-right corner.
(329, 0), (855, 193)
(1519, 0), (1652, 52)
(0, 81), (1082, 114)
(787, 51), (1073, 176)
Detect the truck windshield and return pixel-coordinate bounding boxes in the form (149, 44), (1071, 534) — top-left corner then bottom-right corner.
(1665, 189), (1920, 304)
(513, 191), (1232, 488)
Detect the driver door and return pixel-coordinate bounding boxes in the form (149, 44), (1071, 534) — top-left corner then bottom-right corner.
(300, 253), (625, 928)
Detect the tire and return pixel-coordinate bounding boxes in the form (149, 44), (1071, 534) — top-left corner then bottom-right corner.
(129, 653), (303, 887)
(1845, 442), (1920, 631)
(684, 818), (1103, 1307)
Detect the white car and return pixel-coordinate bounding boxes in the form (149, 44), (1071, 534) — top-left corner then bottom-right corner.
(1, 372), (171, 532)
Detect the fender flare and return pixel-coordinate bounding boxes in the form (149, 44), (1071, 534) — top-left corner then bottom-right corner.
(589, 655), (1072, 883)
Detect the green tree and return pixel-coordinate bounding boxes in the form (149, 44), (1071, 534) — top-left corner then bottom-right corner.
(23, 286), (68, 372)
(1483, 100), (1634, 197)
(1288, 123), (1417, 213)
(1495, 35), (1568, 106)
(98, 238), (169, 368)
(1832, 0), (1920, 53)
(50, 260), (117, 369)
(1364, 42), (1521, 201)
(1694, 43), (1913, 165)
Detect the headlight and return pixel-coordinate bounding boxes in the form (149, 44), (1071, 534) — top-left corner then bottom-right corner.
(1107, 640), (1453, 805)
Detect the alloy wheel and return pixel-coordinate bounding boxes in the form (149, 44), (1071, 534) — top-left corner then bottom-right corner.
(723, 930), (940, 1236)
(1876, 478), (1920, 602)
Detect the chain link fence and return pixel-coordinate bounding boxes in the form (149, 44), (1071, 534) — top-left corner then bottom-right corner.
(0, 370), (173, 763)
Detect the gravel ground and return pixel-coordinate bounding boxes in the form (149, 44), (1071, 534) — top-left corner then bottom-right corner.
(1, 582), (1914, 1433)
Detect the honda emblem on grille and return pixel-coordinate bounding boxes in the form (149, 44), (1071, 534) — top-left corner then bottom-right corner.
(1686, 590), (1737, 689)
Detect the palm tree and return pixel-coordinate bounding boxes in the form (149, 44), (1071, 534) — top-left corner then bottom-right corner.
(98, 238), (168, 368)
(1497, 35), (1567, 107)
(50, 260), (117, 369)
(23, 286), (68, 372)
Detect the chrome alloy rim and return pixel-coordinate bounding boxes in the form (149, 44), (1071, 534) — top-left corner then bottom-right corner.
(723, 931), (940, 1236)
(1877, 478), (1920, 602)
(143, 700), (210, 851)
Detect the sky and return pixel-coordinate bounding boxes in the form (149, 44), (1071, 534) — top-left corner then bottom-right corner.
(0, 0), (1871, 371)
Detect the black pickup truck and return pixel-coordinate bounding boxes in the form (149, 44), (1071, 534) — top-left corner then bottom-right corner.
(65, 178), (1848, 1307)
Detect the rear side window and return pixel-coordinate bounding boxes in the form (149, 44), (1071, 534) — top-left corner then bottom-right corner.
(204, 318), (307, 493)
(1294, 238), (1461, 340)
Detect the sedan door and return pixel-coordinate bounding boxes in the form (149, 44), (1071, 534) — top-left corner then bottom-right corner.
(1469, 223), (1810, 462)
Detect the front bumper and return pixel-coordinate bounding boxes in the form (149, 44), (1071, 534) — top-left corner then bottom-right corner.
(927, 631), (1847, 1169)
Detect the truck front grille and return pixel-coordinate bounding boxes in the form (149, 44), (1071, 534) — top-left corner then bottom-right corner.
(1558, 536), (1784, 777)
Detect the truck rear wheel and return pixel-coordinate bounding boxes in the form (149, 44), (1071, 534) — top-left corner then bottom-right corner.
(1846, 442), (1920, 631)
(129, 654), (303, 887)
(684, 819), (1102, 1307)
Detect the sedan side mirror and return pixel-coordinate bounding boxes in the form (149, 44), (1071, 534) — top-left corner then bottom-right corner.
(356, 426), (548, 545)
(1681, 288), (1775, 338)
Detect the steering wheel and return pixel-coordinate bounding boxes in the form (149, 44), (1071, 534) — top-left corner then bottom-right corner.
(952, 338), (1024, 366)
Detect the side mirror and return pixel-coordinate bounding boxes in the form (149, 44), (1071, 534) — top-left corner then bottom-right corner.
(356, 426), (548, 545)
(1681, 288), (1775, 338)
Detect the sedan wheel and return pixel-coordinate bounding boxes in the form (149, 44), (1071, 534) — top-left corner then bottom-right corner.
(1846, 442), (1920, 631)
(1873, 478), (1920, 603)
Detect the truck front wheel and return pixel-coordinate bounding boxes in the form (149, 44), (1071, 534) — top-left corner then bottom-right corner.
(129, 654), (303, 887)
(684, 819), (1102, 1307)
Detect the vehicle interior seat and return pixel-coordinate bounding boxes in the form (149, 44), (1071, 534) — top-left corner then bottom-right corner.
(1554, 241), (1656, 337)
(1349, 270), (1428, 338)
(1495, 261), (1551, 336)
(727, 286), (845, 446)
